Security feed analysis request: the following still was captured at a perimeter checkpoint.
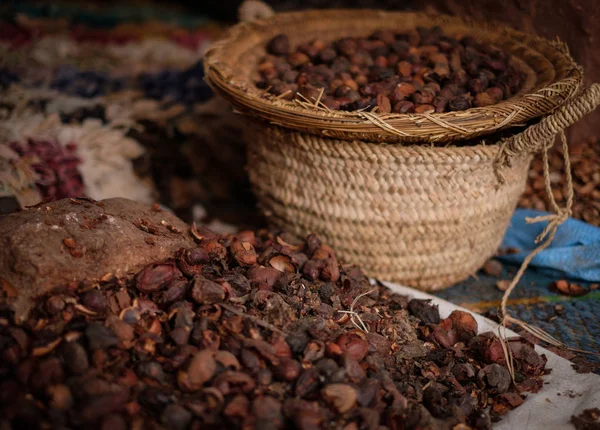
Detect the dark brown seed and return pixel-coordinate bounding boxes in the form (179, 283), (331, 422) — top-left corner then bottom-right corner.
(47, 384), (73, 410)
(231, 239), (258, 267)
(81, 289), (107, 313)
(274, 359), (302, 381)
(136, 263), (180, 292)
(190, 275), (226, 304)
(478, 364), (511, 394)
(61, 341), (89, 374)
(482, 259), (503, 277)
(414, 104), (435, 113)
(448, 95), (472, 111)
(185, 248), (210, 265)
(322, 384), (357, 413)
(178, 349), (216, 392)
(224, 395), (250, 418)
(449, 310), (478, 341)
(45, 295), (66, 314)
(86, 322), (119, 349)
(161, 404), (192, 430)
(295, 368), (320, 398)
(267, 34), (290, 56)
(100, 414), (128, 430)
(393, 100), (415, 113)
(377, 94), (391, 114)
(337, 333), (369, 361)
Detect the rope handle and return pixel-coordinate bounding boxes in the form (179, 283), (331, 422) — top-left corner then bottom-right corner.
(238, 0), (274, 23)
(499, 83), (600, 355)
(500, 83), (600, 157)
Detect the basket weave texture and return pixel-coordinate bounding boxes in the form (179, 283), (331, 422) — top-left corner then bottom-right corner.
(205, 9), (600, 289)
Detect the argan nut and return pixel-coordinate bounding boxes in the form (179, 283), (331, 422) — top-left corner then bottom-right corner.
(267, 34), (290, 56)
(414, 104), (435, 113)
(376, 94), (391, 114)
(393, 101), (415, 114)
(321, 384), (357, 413)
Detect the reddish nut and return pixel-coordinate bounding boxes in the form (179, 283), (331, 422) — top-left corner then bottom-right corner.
(231, 239), (257, 267)
(178, 349), (216, 392)
(274, 359), (302, 381)
(266, 34), (290, 56)
(396, 61), (412, 77)
(337, 333), (369, 361)
(414, 104), (435, 113)
(190, 276), (226, 304)
(449, 310), (478, 341)
(321, 384), (357, 413)
(136, 263), (180, 293)
(376, 94), (391, 114)
(393, 101), (416, 114)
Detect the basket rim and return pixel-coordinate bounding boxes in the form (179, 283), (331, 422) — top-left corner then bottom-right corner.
(204, 9), (584, 144)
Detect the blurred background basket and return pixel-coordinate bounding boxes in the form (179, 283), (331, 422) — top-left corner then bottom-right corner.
(205, 8), (599, 290)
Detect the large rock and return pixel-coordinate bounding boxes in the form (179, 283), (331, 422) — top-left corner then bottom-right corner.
(0, 197), (195, 320)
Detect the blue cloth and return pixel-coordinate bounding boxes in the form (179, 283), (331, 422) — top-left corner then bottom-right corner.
(499, 208), (600, 282)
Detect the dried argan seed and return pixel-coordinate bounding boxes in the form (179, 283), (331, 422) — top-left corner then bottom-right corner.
(178, 349), (216, 392)
(231, 239), (257, 267)
(452, 363), (476, 381)
(414, 104), (435, 113)
(396, 61), (412, 77)
(288, 52), (310, 67)
(136, 263), (179, 292)
(161, 404), (192, 430)
(270, 255), (295, 273)
(47, 384), (73, 410)
(81, 289), (106, 313)
(321, 97), (341, 110)
(483, 259), (503, 277)
(322, 384), (357, 413)
(86, 322), (119, 349)
(475, 92), (496, 107)
(247, 266), (282, 289)
(224, 394), (250, 418)
(191, 275), (226, 304)
(100, 414), (127, 430)
(553, 280), (588, 296)
(46, 295), (66, 314)
(302, 259), (326, 280)
(337, 332), (369, 361)
(377, 94), (391, 114)
(267, 35), (290, 56)
(185, 248), (210, 265)
(478, 364), (511, 394)
(393, 100), (415, 113)
(295, 367), (320, 398)
(449, 310), (478, 341)
(61, 341), (89, 374)
(449, 95), (472, 111)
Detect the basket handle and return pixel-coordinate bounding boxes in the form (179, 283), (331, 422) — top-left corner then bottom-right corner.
(238, 0), (275, 23)
(498, 84), (600, 350)
(500, 83), (600, 156)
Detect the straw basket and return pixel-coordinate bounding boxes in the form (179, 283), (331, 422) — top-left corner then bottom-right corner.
(205, 8), (600, 290)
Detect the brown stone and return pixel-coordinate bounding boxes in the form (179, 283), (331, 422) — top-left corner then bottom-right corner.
(0, 198), (194, 321)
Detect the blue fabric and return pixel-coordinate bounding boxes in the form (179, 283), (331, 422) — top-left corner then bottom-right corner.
(499, 208), (600, 282)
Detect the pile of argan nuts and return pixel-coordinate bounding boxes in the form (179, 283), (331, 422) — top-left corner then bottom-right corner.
(0, 227), (547, 429)
(257, 27), (525, 113)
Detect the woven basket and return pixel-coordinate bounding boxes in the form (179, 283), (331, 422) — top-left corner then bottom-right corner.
(205, 9), (583, 143)
(205, 8), (600, 289)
